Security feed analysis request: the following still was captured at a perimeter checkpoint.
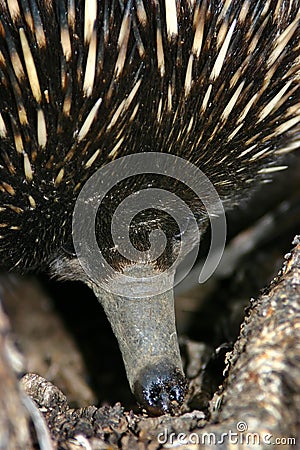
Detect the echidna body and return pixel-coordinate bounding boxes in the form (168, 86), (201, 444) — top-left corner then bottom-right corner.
(0, 0), (299, 415)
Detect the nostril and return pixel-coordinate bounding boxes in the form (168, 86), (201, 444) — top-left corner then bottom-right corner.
(169, 385), (184, 402)
(133, 360), (188, 416)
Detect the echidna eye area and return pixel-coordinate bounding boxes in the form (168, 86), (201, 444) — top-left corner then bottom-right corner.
(92, 173), (205, 274)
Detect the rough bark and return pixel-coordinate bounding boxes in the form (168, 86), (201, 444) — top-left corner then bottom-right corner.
(0, 301), (31, 449)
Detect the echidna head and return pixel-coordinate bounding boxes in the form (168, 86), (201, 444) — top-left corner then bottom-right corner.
(50, 163), (211, 415)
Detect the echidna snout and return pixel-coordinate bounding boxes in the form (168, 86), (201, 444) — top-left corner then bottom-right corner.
(87, 262), (190, 415)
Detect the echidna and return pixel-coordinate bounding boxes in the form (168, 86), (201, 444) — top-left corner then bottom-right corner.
(0, 0), (299, 415)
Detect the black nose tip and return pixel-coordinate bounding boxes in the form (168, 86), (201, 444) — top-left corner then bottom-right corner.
(133, 361), (188, 416)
